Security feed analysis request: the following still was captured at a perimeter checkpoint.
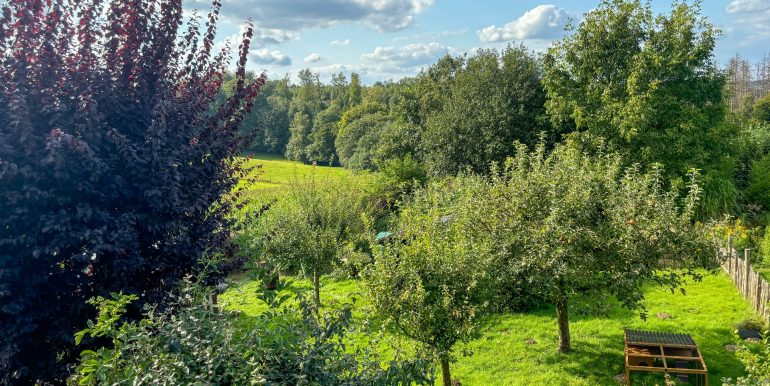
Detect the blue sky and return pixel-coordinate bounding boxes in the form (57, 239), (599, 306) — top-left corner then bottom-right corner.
(182, 0), (770, 83)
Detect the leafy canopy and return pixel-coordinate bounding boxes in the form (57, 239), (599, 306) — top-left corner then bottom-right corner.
(544, 0), (726, 176)
(481, 139), (717, 351)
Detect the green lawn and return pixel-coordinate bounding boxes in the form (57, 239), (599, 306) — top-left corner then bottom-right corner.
(220, 271), (758, 386)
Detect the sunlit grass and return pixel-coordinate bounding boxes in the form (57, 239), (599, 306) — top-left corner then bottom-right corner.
(231, 153), (371, 214)
(221, 271), (757, 385)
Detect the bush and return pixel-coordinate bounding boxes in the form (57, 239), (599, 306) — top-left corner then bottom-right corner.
(0, 1), (264, 382)
(736, 318), (768, 332)
(68, 280), (434, 385)
(716, 219), (753, 252)
(754, 94), (770, 124)
(747, 153), (770, 209)
(722, 330), (770, 386)
(761, 227), (770, 264)
(373, 154), (427, 209)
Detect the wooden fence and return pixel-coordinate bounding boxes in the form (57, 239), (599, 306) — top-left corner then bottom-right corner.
(721, 236), (770, 320)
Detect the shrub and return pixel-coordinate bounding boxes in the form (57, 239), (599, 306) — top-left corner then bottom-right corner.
(0, 0), (264, 382)
(722, 330), (770, 386)
(736, 318), (768, 332)
(762, 227), (770, 264)
(68, 280), (435, 385)
(373, 154), (427, 209)
(716, 219), (753, 251)
(754, 94), (770, 124)
(747, 153), (770, 209)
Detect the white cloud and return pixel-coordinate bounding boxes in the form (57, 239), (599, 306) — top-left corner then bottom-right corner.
(477, 5), (569, 42)
(360, 42), (452, 74)
(304, 53), (323, 63)
(725, 0), (770, 43)
(252, 27), (299, 46)
(727, 0), (770, 14)
(330, 39), (351, 47)
(393, 28), (468, 43)
(185, 0), (434, 32)
(249, 49), (292, 66)
(215, 25), (298, 54)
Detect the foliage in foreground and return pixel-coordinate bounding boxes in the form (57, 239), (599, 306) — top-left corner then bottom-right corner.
(0, 0), (265, 382)
(723, 330), (770, 386)
(68, 280), (434, 386)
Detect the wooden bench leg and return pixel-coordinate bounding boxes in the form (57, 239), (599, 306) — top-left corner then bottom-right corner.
(625, 366), (630, 386)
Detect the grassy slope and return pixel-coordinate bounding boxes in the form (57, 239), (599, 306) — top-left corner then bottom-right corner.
(232, 152), (367, 215)
(221, 272), (757, 386)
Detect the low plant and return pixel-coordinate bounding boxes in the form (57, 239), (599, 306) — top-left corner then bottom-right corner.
(737, 318), (769, 332)
(373, 154), (428, 209)
(762, 227), (770, 264)
(68, 279), (434, 385)
(722, 330), (770, 386)
(747, 153), (770, 210)
(716, 219), (753, 252)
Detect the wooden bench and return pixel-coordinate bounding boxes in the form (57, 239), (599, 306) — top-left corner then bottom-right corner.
(624, 329), (708, 385)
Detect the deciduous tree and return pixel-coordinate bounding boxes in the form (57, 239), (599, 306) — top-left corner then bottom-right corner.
(544, 0), (726, 177)
(364, 177), (496, 386)
(488, 140), (716, 353)
(0, 0), (264, 382)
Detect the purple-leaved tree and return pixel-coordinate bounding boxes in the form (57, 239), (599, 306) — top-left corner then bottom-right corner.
(0, 0), (265, 383)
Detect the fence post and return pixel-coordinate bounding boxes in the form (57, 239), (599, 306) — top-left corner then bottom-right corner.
(728, 235), (734, 276)
(756, 271), (763, 312)
(745, 249), (751, 296)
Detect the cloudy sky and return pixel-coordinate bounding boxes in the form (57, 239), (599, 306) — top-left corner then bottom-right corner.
(183, 0), (770, 83)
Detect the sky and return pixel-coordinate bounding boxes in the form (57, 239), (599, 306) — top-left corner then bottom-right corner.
(181, 0), (770, 83)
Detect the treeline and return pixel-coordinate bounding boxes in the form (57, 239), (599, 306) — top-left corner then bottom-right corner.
(224, 45), (548, 176)
(228, 2), (770, 219)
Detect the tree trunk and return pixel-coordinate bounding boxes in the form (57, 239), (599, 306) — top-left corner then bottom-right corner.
(556, 294), (571, 353)
(312, 269), (320, 310)
(441, 356), (452, 386)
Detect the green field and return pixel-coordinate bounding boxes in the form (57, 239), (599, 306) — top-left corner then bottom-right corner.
(233, 152), (370, 213)
(221, 271), (757, 385)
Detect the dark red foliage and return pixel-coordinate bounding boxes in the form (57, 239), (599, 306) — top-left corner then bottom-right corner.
(0, 0), (265, 383)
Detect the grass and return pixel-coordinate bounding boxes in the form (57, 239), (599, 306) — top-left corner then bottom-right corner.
(232, 152), (371, 215)
(220, 271), (758, 386)
(238, 152), (359, 193)
(230, 152), (370, 216)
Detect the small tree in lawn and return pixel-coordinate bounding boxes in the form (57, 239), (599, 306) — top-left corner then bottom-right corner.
(239, 172), (369, 308)
(364, 177), (496, 386)
(491, 139), (717, 353)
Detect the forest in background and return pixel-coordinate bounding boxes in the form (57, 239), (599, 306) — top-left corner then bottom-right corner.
(225, 48), (770, 219)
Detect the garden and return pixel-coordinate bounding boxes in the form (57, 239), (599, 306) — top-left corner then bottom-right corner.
(3, 0), (770, 385)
